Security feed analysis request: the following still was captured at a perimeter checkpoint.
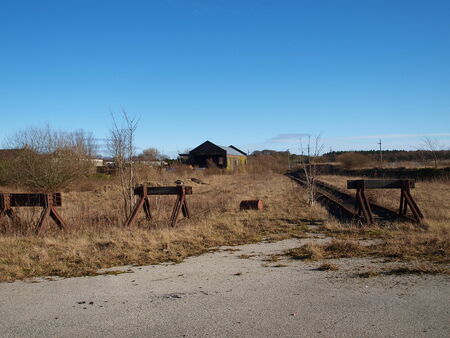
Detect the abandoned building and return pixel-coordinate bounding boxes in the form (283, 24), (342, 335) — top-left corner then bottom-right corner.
(184, 141), (247, 170)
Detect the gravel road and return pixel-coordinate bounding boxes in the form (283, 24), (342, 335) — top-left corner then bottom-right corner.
(1, 238), (449, 337)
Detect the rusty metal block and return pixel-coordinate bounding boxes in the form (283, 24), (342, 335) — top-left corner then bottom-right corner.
(240, 200), (264, 211)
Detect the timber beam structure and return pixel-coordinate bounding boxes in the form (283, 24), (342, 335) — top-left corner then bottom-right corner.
(347, 179), (424, 224)
(0, 192), (66, 234)
(125, 185), (192, 228)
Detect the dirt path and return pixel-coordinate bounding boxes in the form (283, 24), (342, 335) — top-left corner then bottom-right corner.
(1, 238), (449, 337)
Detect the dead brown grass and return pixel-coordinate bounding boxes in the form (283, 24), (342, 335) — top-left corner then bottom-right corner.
(383, 265), (449, 275)
(2, 168), (447, 281)
(356, 263), (449, 278)
(316, 263), (339, 271)
(0, 171), (326, 282)
(286, 239), (365, 261)
(319, 175), (450, 229)
(285, 228), (450, 266)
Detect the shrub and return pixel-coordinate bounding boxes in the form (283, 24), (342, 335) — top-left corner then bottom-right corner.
(7, 148), (94, 191)
(337, 152), (370, 169)
(3, 126), (96, 191)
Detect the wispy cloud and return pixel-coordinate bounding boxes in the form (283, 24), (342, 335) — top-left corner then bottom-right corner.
(269, 133), (311, 143)
(335, 133), (450, 140)
(238, 132), (450, 155)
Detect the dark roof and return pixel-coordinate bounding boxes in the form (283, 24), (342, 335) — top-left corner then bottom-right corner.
(190, 141), (247, 157)
(190, 141), (225, 155)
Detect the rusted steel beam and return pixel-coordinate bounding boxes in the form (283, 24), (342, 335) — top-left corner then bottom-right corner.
(8, 193), (62, 207)
(347, 179), (423, 223)
(133, 186), (193, 196)
(347, 179), (415, 190)
(0, 192), (66, 234)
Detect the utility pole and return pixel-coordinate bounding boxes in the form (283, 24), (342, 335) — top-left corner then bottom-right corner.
(307, 136), (311, 163)
(378, 139), (382, 164)
(287, 149), (291, 169)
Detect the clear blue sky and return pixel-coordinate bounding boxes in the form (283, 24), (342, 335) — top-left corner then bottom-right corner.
(1, 0), (449, 157)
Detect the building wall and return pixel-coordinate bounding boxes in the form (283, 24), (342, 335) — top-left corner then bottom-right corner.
(191, 154), (227, 168)
(226, 155), (247, 170)
(188, 141), (247, 170)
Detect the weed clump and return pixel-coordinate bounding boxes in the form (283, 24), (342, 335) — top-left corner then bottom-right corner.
(286, 240), (365, 261)
(316, 263), (339, 271)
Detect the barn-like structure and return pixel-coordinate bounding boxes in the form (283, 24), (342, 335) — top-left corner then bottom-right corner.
(187, 141), (247, 170)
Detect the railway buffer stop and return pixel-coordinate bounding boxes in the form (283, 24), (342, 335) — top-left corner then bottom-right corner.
(0, 192), (66, 234)
(347, 179), (424, 224)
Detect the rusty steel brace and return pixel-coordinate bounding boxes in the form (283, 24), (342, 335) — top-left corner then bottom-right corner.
(399, 183), (424, 223)
(125, 185), (191, 228)
(169, 185), (191, 227)
(35, 194), (66, 235)
(0, 193), (17, 222)
(125, 186), (152, 227)
(354, 184), (374, 224)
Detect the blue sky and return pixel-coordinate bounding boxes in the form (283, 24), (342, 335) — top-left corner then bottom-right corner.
(1, 0), (449, 157)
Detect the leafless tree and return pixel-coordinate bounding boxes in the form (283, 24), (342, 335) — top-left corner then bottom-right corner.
(421, 137), (441, 168)
(71, 129), (98, 158)
(299, 134), (324, 206)
(137, 148), (160, 161)
(3, 126), (96, 191)
(108, 110), (139, 218)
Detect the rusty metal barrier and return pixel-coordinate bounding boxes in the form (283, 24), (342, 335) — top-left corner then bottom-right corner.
(125, 185), (192, 228)
(347, 179), (424, 224)
(0, 192), (66, 234)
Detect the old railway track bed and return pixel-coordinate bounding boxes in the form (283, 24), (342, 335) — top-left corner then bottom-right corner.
(287, 173), (420, 225)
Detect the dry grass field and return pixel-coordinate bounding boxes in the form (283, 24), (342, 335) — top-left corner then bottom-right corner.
(280, 174), (450, 275)
(318, 175), (450, 228)
(1, 169), (449, 282)
(0, 170), (326, 282)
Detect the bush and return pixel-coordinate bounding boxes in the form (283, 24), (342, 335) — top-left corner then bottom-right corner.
(247, 154), (286, 175)
(337, 152), (370, 169)
(7, 148), (94, 191)
(2, 126), (96, 191)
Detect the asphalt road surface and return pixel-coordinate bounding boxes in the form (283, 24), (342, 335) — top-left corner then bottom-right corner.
(1, 238), (449, 337)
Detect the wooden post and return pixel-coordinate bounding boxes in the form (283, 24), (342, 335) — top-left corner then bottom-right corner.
(1, 192), (66, 234)
(348, 179), (424, 224)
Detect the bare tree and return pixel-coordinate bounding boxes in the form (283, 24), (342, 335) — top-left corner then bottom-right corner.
(137, 148), (160, 161)
(299, 134), (324, 206)
(108, 110), (139, 218)
(71, 129), (98, 158)
(3, 126), (96, 191)
(421, 137), (441, 168)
